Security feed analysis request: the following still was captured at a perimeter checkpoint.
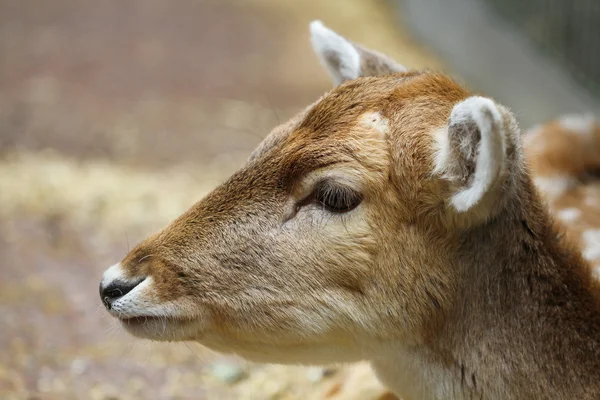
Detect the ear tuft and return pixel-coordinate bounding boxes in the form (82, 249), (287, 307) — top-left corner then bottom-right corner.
(309, 20), (361, 86)
(435, 96), (507, 213)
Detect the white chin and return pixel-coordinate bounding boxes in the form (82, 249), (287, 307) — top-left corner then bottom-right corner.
(118, 316), (199, 341)
(199, 334), (364, 365)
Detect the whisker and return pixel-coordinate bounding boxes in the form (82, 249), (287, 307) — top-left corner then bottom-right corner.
(341, 214), (351, 237)
(184, 342), (206, 364)
(229, 126), (265, 142)
(123, 337), (137, 364)
(137, 254), (154, 263)
(262, 92), (281, 126)
(143, 341), (154, 366)
(125, 228), (130, 253)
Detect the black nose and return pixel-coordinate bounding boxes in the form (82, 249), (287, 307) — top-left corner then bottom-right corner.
(100, 278), (145, 310)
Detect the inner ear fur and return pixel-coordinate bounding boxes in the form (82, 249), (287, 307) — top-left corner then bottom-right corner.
(434, 96), (523, 221)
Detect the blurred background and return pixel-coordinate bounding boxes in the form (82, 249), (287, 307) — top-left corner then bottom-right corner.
(0, 0), (598, 399)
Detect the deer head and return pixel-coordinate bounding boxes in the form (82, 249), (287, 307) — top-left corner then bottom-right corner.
(99, 21), (524, 368)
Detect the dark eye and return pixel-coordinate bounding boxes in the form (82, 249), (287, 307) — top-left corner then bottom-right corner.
(314, 183), (362, 213)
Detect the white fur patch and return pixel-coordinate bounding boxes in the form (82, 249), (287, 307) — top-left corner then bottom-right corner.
(533, 175), (577, 200)
(582, 229), (600, 261)
(360, 112), (389, 135)
(586, 195), (600, 208)
(524, 124), (542, 138)
(101, 263), (125, 288)
(447, 97), (506, 212)
(558, 114), (596, 136)
(432, 128), (451, 175)
(310, 20), (361, 85)
(522, 124), (546, 153)
(556, 207), (582, 222)
(592, 266), (600, 281)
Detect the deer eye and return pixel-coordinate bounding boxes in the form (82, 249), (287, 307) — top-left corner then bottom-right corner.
(314, 183), (362, 213)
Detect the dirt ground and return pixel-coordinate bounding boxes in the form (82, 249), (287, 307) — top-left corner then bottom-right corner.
(0, 1), (441, 398)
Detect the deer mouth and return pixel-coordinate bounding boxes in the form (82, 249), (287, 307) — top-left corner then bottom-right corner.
(118, 315), (195, 326)
(119, 316), (163, 325)
(116, 314), (200, 341)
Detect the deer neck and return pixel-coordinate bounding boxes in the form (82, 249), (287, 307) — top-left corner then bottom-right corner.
(372, 189), (600, 400)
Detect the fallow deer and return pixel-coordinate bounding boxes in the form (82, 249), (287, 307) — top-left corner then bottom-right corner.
(99, 21), (600, 399)
(524, 115), (600, 276)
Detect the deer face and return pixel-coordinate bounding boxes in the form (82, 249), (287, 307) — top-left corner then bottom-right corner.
(100, 22), (522, 365)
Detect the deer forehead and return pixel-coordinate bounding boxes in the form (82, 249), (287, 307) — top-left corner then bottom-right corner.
(270, 75), (466, 176)
(359, 111), (390, 135)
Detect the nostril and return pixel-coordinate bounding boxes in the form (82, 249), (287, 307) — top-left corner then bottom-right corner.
(105, 287), (126, 298)
(100, 277), (145, 310)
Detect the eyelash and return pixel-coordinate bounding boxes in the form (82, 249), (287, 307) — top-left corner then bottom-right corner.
(313, 183), (362, 213)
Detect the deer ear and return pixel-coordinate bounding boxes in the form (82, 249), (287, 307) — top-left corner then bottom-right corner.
(309, 20), (406, 86)
(434, 97), (509, 213)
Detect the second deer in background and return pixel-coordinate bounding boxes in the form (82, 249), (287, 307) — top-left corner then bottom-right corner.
(525, 115), (600, 276)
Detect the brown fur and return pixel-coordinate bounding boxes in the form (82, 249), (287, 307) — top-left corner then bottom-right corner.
(101, 24), (600, 400)
(524, 116), (600, 277)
